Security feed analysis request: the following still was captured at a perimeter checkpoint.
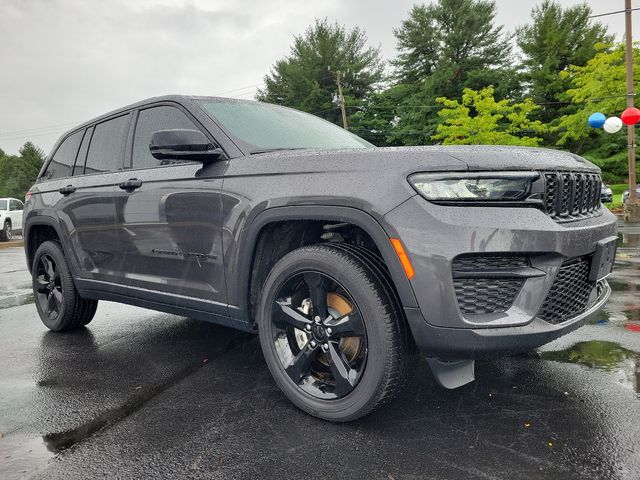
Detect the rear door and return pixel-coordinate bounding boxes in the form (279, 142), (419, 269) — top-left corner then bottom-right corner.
(58, 114), (131, 283)
(112, 103), (228, 311)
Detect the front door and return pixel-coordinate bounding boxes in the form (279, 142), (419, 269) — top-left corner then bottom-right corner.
(112, 104), (227, 311)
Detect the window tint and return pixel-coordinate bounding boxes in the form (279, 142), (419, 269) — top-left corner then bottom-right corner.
(0, 200), (7, 210)
(44, 130), (83, 180)
(10, 200), (23, 211)
(132, 106), (200, 169)
(73, 126), (93, 176)
(85, 115), (130, 174)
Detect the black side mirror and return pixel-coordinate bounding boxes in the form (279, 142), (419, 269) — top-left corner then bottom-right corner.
(149, 129), (223, 164)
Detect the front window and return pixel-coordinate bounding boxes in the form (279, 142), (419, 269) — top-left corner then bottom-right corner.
(0, 200), (7, 210)
(197, 98), (373, 153)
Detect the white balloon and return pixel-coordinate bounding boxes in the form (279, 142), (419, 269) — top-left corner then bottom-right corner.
(603, 116), (623, 133)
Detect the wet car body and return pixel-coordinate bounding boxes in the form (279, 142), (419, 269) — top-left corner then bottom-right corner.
(23, 95), (617, 391)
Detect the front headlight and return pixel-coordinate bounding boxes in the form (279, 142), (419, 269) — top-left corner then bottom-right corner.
(408, 172), (540, 202)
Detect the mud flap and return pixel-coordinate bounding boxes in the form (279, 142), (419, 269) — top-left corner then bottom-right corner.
(426, 358), (475, 389)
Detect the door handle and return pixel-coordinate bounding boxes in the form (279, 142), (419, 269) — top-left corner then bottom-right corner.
(59, 185), (76, 196)
(119, 178), (143, 191)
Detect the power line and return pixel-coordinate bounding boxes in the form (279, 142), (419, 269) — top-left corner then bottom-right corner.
(589, 7), (640, 18)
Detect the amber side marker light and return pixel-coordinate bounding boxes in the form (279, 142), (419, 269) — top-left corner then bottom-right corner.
(390, 238), (415, 280)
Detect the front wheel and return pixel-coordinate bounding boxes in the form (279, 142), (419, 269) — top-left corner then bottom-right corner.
(32, 241), (98, 331)
(257, 243), (415, 422)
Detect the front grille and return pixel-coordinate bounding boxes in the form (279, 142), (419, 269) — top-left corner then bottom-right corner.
(537, 257), (595, 324)
(452, 255), (529, 315)
(544, 172), (602, 222)
(453, 278), (524, 315)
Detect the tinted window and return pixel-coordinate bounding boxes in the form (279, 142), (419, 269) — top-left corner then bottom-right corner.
(85, 115), (130, 174)
(132, 106), (200, 169)
(0, 200), (7, 210)
(73, 126), (93, 176)
(10, 200), (23, 211)
(44, 130), (83, 180)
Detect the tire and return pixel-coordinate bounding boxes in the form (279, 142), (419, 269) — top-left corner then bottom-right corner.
(0, 221), (11, 241)
(257, 243), (416, 422)
(32, 240), (98, 331)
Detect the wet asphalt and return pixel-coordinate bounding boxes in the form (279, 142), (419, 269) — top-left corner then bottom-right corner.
(1, 221), (639, 480)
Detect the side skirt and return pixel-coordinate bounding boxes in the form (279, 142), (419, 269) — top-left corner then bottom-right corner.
(76, 279), (256, 334)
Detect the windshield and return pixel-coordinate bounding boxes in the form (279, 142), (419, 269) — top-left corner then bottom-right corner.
(197, 98), (373, 152)
(0, 200), (7, 210)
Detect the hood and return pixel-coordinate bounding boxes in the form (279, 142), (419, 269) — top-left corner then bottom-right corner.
(428, 145), (600, 172)
(248, 145), (599, 175)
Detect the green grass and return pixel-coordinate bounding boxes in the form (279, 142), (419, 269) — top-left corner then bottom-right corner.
(604, 183), (628, 210)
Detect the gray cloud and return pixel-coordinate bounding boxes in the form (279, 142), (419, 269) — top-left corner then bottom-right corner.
(0, 0), (634, 154)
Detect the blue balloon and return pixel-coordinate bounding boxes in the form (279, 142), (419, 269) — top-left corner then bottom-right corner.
(588, 112), (606, 128)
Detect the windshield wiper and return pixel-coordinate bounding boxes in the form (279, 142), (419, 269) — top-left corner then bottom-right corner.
(249, 147), (307, 155)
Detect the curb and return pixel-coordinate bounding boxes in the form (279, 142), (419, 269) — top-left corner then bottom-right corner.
(0, 240), (23, 250)
(0, 290), (33, 309)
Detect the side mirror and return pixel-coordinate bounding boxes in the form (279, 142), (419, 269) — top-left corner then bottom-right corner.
(149, 129), (223, 164)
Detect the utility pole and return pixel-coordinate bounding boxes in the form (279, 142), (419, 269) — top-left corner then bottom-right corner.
(625, 0), (640, 221)
(328, 68), (348, 129)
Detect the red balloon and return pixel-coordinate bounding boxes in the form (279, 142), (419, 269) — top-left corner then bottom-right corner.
(621, 107), (640, 125)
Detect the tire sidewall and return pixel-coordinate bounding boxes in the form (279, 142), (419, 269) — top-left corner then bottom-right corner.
(32, 241), (75, 331)
(258, 247), (393, 421)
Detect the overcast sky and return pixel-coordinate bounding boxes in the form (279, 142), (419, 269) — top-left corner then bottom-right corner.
(0, 0), (636, 154)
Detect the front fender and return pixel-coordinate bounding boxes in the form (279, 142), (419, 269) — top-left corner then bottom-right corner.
(227, 205), (419, 320)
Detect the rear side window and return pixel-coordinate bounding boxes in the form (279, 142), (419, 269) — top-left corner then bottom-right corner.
(73, 126), (93, 176)
(43, 130), (83, 180)
(132, 106), (201, 169)
(10, 199), (23, 211)
(85, 114), (130, 174)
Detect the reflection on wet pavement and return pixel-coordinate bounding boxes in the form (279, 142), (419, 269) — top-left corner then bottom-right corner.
(541, 220), (640, 395)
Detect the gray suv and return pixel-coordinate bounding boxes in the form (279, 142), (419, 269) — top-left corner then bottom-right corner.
(23, 95), (618, 421)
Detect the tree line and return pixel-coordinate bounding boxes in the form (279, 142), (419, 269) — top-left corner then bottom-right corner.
(0, 143), (45, 199)
(257, 0), (632, 182)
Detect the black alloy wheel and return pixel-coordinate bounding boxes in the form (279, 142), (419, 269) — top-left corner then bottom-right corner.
(32, 240), (98, 331)
(34, 253), (63, 322)
(258, 243), (416, 422)
(271, 271), (368, 400)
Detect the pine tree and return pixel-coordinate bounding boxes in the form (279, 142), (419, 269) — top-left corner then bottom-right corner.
(257, 19), (384, 128)
(517, 0), (612, 124)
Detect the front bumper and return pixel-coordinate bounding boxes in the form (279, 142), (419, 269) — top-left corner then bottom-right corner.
(384, 195), (618, 357)
(403, 281), (610, 359)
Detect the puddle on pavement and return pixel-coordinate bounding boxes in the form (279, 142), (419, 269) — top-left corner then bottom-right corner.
(541, 341), (640, 394)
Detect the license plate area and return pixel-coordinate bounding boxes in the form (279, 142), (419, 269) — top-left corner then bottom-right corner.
(589, 236), (618, 281)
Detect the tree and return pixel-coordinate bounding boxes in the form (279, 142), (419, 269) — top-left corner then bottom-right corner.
(389, 0), (519, 145)
(555, 43), (640, 182)
(432, 86), (546, 146)
(0, 141), (46, 199)
(393, 0), (513, 93)
(556, 43), (640, 146)
(517, 0), (612, 124)
(256, 19), (384, 127)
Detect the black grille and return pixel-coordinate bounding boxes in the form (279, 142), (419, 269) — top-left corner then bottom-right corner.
(452, 255), (529, 315)
(452, 255), (529, 271)
(544, 172), (602, 222)
(454, 278), (524, 315)
(538, 257), (595, 324)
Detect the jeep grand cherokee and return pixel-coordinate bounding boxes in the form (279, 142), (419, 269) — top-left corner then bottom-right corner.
(23, 95), (618, 421)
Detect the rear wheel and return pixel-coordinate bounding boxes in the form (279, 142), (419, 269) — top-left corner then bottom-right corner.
(32, 241), (98, 331)
(257, 243), (415, 422)
(0, 221), (11, 241)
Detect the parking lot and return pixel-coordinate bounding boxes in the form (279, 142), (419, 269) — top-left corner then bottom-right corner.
(1, 221), (639, 480)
